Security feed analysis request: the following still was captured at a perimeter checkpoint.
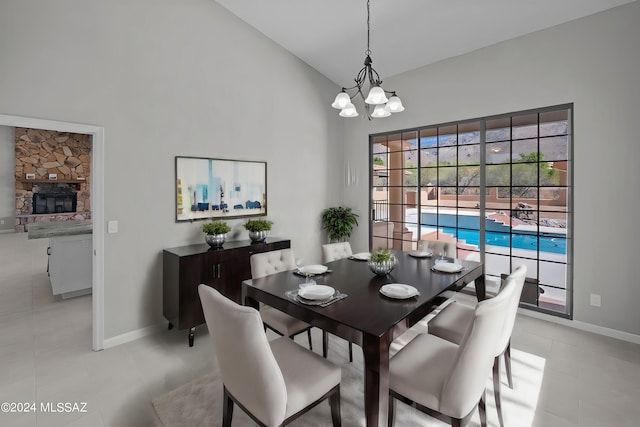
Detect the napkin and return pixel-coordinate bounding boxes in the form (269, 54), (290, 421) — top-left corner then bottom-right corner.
(433, 262), (464, 273)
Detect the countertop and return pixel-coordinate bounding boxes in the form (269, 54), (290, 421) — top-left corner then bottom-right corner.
(28, 220), (93, 239)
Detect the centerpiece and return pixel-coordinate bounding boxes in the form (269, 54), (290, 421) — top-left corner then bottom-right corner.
(368, 248), (398, 276)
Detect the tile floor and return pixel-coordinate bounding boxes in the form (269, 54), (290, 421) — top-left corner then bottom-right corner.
(0, 231), (638, 426)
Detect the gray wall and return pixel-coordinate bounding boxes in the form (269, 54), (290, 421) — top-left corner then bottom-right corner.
(0, 126), (15, 230)
(343, 2), (640, 335)
(0, 0), (344, 339)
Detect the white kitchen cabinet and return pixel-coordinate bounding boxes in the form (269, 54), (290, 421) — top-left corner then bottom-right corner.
(48, 234), (92, 299)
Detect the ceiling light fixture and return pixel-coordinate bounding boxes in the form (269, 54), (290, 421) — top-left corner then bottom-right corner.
(331, 0), (404, 119)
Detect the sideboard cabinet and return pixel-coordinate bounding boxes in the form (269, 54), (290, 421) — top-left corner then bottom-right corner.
(163, 237), (290, 346)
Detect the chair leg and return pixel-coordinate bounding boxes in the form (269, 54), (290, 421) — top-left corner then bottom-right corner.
(222, 387), (234, 427)
(348, 342), (353, 362)
(504, 342), (513, 389)
(478, 389), (487, 427)
(329, 387), (341, 427)
(387, 396), (396, 427)
(323, 331), (328, 358)
(307, 329), (313, 351)
(493, 356), (504, 427)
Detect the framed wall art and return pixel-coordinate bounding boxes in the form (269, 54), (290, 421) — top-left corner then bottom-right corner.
(175, 156), (267, 222)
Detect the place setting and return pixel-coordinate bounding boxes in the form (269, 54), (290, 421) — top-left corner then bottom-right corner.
(293, 264), (332, 277)
(285, 283), (347, 307)
(431, 257), (466, 274)
(379, 283), (420, 300)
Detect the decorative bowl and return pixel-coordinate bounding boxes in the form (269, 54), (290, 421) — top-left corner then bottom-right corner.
(367, 255), (398, 276)
(248, 230), (269, 243)
(205, 233), (226, 248)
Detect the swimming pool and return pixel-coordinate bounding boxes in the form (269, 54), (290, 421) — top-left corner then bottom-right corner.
(439, 227), (567, 254)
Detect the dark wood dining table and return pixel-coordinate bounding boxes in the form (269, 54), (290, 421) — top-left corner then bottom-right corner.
(242, 250), (485, 427)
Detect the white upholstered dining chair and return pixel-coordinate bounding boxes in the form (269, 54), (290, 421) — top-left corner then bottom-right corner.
(250, 249), (327, 356)
(198, 285), (342, 427)
(321, 242), (355, 362)
(388, 273), (522, 427)
(321, 242), (353, 263)
(427, 264), (527, 427)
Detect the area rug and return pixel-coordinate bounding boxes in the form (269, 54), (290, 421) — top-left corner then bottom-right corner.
(152, 336), (545, 427)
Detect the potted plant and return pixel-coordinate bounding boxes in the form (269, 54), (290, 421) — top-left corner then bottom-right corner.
(368, 248), (398, 276)
(202, 220), (231, 248)
(244, 218), (273, 242)
(321, 206), (359, 242)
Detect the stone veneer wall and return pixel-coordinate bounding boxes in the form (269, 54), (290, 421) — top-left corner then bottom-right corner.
(14, 128), (91, 232)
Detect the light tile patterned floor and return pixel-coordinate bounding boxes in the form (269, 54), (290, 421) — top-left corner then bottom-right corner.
(0, 231), (638, 426)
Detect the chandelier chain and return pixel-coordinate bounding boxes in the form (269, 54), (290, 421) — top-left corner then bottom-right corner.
(366, 0), (371, 56)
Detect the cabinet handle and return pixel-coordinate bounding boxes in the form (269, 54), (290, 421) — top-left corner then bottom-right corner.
(47, 247), (51, 256)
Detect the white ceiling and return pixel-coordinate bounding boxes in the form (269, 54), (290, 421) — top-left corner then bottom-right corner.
(215, 0), (634, 86)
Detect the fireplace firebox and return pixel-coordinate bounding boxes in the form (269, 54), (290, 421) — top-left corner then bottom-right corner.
(32, 193), (77, 214)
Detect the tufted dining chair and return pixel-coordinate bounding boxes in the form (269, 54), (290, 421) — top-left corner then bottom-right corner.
(321, 242), (355, 362)
(388, 273), (521, 427)
(250, 249), (327, 357)
(426, 265), (527, 427)
(198, 285), (342, 427)
(322, 242), (353, 263)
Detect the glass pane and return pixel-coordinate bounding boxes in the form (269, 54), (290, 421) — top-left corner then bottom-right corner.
(512, 139), (538, 162)
(539, 210), (568, 229)
(512, 114), (538, 139)
(439, 193), (457, 207)
(486, 164), (510, 186)
(421, 208), (438, 227)
(540, 136), (569, 161)
(385, 134), (404, 152)
(419, 167), (438, 187)
(438, 125), (457, 146)
(387, 168), (405, 187)
(512, 163), (538, 186)
(486, 253), (510, 277)
(438, 146), (457, 165)
(372, 199), (388, 221)
(485, 189), (511, 212)
(458, 166), (480, 187)
(511, 186), (538, 201)
(403, 164), (418, 186)
(372, 166), (388, 187)
(437, 207), (458, 228)
(404, 188), (419, 205)
(458, 207), (481, 230)
(459, 121), (481, 145)
(420, 148), (438, 167)
(539, 261), (567, 288)
(420, 128), (437, 147)
(438, 166), (457, 186)
(486, 231), (511, 252)
(372, 142), (388, 155)
(486, 118), (510, 142)
(512, 233), (538, 254)
(373, 151), (388, 167)
(459, 144), (480, 165)
(540, 109), (569, 137)
(486, 141), (510, 164)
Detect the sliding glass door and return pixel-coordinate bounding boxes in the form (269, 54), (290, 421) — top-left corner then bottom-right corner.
(370, 105), (573, 318)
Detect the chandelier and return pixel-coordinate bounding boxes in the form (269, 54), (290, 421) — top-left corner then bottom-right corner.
(331, 0), (404, 119)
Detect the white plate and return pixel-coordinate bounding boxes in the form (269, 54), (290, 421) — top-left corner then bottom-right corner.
(297, 264), (328, 275)
(432, 262), (464, 273)
(298, 285), (335, 301)
(380, 284), (419, 299)
(351, 252), (371, 261)
(408, 250), (432, 258)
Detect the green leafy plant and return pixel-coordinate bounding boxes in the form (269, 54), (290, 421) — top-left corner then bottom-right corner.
(243, 218), (273, 232)
(202, 220), (231, 235)
(370, 248), (393, 263)
(321, 206), (359, 242)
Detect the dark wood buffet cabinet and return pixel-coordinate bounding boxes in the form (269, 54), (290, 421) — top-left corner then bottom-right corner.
(163, 237), (291, 346)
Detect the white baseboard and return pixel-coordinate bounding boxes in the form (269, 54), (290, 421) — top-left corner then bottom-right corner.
(103, 323), (166, 349)
(518, 308), (640, 345)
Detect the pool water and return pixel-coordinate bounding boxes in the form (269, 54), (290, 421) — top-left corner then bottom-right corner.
(439, 227), (567, 254)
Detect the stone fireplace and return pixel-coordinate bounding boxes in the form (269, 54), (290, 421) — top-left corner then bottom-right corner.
(14, 128), (91, 232)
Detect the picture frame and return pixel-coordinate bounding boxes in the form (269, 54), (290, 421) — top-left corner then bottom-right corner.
(175, 156), (267, 222)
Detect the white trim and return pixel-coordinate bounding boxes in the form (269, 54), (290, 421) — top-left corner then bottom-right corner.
(103, 323), (166, 349)
(0, 113), (105, 351)
(518, 308), (640, 345)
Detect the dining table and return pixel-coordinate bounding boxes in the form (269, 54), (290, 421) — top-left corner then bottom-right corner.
(242, 250), (485, 427)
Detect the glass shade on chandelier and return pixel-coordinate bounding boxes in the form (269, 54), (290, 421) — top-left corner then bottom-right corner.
(330, 0), (404, 119)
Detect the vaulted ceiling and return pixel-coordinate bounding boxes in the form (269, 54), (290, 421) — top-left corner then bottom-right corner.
(215, 0), (634, 86)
